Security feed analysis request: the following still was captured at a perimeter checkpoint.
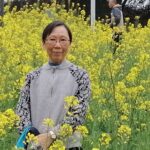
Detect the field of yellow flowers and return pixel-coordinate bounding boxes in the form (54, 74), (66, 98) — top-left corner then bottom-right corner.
(0, 2), (150, 150)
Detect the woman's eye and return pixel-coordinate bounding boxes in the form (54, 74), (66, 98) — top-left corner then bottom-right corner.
(61, 39), (66, 41)
(50, 39), (56, 41)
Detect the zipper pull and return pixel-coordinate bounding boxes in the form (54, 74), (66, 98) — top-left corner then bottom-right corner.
(52, 67), (56, 73)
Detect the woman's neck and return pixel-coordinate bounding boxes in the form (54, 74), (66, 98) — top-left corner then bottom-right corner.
(49, 61), (60, 66)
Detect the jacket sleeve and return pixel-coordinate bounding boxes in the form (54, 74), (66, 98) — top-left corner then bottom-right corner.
(16, 74), (32, 133)
(52, 70), (91, 134)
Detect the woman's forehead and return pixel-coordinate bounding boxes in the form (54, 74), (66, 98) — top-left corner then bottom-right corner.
(50, 26), (69, 36)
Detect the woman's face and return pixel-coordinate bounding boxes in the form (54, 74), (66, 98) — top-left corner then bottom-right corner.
(43, 26), (71, 64)
(108, 0), (115, 8)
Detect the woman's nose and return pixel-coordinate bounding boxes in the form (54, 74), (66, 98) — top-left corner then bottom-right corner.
(54, 41), (61, 48)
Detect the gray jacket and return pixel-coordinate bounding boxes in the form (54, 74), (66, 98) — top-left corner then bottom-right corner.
(16, 60), (91, 148)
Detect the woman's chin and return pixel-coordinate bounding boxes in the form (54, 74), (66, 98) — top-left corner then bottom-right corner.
(51, 57), (64, 64)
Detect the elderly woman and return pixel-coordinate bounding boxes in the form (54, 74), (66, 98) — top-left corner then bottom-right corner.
(16, 21), (91, 150)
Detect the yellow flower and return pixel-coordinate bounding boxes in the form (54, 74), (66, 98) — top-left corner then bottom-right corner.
(49, 140), (65, 150)
(75, 125), (88, 137)
(64, 96), (79, 109)
(98, 98), (107, 105)
(25, 133), (38, 145)
(43, 118), (54, 128)
(99, 133), (112, 146)
(86, 111), (94, 121)
(138, 100), (150, 111)
(59, 124), (73, 138)
(115, 93), (125, 104)
(120, 115), (128, 121)
(135, 16), (140, 20)
(101, 110), (111, 121)
(127, 86), (145, 99)
(125, 17), (130, 22)
(92, 148), (100, 150)
(0, 109), (19, 137)
(117, 125), (131, 143)
(126, 67), (140, 82)
(116, 81), (126, 94)
(119, 103), (130, 115)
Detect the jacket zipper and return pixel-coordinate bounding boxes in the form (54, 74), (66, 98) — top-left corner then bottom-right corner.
(51, 67), (56, 97)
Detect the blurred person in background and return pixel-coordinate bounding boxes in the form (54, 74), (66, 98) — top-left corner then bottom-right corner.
(107, 0), (124, 54)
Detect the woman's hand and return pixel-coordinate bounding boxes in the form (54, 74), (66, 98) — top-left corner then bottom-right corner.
(37, 133), (54, 150)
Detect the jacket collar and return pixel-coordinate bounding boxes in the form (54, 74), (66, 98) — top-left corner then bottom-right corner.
(42, 59), (72, 70)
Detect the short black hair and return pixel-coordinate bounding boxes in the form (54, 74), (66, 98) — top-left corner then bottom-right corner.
(42, 21), (72, 43)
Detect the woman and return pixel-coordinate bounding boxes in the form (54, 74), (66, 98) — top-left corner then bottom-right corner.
(16, 21), (91, 150)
